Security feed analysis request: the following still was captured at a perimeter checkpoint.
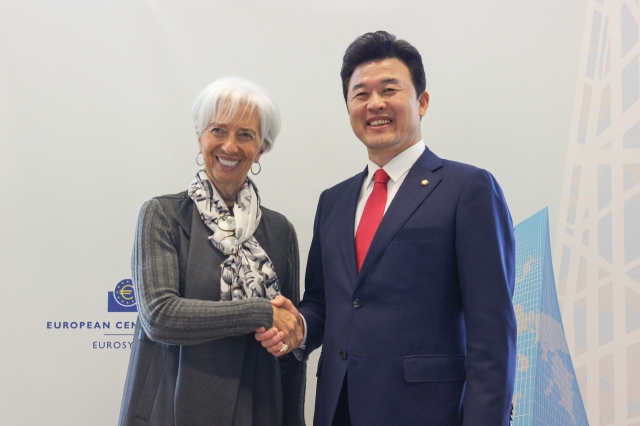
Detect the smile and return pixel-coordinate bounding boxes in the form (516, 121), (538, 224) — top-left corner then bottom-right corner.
(368, 119), (391, 127)
(217, 157), (240, 168)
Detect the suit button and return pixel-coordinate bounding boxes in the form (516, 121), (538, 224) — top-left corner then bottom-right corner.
(340, 350), (348, 360)
(352, 299), (361, 308)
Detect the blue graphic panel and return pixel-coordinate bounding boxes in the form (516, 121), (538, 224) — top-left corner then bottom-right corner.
(512, 209), (589, 426)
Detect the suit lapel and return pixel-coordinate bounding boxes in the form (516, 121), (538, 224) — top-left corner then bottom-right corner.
(356, 148), (443, 285)
(336, 169), (368, 288)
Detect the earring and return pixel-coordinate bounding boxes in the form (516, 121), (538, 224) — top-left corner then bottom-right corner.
(250, 162), (261, 175)
(196, 152), (204, 166)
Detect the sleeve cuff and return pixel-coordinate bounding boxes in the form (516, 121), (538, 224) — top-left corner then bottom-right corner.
(291, 313), (307, 361)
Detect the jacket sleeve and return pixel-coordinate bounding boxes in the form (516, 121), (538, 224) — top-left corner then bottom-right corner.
(132, 198), (273, 346)
(455, 169), (517, 426)
(279, 221), (307, 426)
(297, 191), (327, 356)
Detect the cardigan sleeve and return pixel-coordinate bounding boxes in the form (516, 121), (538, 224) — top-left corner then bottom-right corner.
(132, 198), (274, 346)
(279, 220), (307, 426)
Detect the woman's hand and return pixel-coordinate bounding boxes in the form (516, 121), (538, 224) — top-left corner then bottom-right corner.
(255, 296), (303, 356)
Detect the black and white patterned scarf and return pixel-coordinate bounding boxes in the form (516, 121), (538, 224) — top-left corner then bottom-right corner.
(188, 170), (280, 301)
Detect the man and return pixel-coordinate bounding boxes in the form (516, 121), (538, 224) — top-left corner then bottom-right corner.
(257, 31), (516, 426)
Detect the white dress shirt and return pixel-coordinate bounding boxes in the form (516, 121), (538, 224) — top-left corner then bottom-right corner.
(354, 141), (426, 235)
(293, 141), (426, 358)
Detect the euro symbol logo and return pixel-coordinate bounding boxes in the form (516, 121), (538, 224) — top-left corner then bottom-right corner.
(113, 279), (136, 307)
(118, 287), (134, 300)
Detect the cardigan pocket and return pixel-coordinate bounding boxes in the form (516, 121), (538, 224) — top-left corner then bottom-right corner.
(403, 354), (466, 383)
(134, 344), (169, 422)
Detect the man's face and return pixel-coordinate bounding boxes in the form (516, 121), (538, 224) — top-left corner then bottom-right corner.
(346, 57), (429, 166)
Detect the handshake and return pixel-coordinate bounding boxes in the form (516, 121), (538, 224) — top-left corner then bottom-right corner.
(254, 295), (304, 357)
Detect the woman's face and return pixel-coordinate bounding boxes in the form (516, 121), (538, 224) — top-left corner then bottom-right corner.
(198, 104), (263, 200)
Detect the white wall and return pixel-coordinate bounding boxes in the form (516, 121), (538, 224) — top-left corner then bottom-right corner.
(0, 1), (587, 424)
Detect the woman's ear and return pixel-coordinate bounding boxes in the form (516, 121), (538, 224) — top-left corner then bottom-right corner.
(254, 148), (265, 163)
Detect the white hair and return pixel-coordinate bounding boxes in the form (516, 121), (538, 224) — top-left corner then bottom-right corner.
(192, 76), (281, 153)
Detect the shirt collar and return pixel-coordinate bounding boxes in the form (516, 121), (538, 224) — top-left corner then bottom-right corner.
(364, 141), (426, 186)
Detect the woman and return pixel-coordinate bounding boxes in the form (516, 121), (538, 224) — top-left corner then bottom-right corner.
(119, 76), (306, 426)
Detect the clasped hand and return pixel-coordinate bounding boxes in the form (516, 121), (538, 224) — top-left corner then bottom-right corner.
(254, 295), (303, 357)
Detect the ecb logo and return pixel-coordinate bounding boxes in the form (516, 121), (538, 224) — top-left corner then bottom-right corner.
(108, 279), (138, 313)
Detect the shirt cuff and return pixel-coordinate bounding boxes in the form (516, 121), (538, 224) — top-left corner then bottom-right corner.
(291, 314), (307, 361)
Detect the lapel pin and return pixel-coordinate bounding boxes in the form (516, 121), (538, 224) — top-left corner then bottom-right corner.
(421, 179), (429, 187)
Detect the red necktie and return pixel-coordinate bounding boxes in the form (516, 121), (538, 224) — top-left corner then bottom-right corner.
(355, 169), (390, 273)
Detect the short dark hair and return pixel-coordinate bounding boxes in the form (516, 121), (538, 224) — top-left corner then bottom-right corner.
(340, 31), (426, 102)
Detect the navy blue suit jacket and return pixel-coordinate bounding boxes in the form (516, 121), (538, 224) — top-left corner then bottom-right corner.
(298, 147), (516, 426)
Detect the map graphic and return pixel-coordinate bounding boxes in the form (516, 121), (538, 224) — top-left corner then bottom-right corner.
(513, 208), (589, 425)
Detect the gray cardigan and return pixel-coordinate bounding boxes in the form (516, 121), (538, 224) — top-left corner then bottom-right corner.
(119, 191), (306, 426)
